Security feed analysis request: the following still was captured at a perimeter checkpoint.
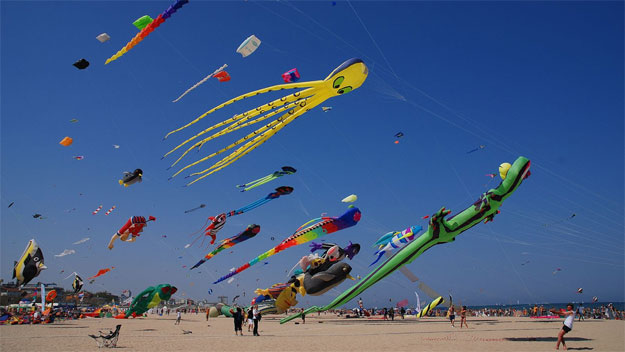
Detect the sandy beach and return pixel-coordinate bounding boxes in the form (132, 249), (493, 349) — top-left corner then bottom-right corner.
(1, 313), (623, 351)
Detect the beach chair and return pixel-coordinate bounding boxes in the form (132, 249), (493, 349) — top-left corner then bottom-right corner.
(89, 324), (121, 348)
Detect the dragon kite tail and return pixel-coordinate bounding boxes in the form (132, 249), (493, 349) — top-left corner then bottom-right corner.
(369, 251), (385, 267)
(190, 259), (205, 270)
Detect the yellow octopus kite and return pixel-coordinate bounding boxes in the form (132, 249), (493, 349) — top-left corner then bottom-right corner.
(162, 58), (368, 186)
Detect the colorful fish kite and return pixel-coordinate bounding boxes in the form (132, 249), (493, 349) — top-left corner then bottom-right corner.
(13, 239), (46, 286)
(191, 224), (260, 269)
(88, 267), (114, 280)
(280, 156), (530, 324)
(190, 187), (293, 246)
(72, 274), (83, 294)
(213, 207), (361, 284)
(162, 58), (368, 185)
(173, 64), (228, 103)
(370, 226), (423, 266)
(236, 167), (296, 192)
(105, 0), (189, 64)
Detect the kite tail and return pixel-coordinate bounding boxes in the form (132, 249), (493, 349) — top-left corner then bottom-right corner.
(190, 259), (205, 270)
(369, 251), (385, 267)
(309, 242), (324, 252)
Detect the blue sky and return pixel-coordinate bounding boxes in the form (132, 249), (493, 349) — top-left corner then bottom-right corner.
(1, 1), (623, 308)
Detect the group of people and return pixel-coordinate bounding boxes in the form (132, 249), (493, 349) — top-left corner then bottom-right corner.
(229, 305), (261, 336)
(447, 306), (468, 328)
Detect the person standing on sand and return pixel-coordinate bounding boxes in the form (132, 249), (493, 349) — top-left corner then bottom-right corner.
(460, 306), (468, 328)
(247, 307), (254, 332)
(206, 308), (210, 321)
(577, 304), (584, 321)
(550, 304), (576, 350)
(253, 305), (261, 336)
(175, 310), (181, 325)
(302, 313), (306, 324)
(448, 305), (456, 327)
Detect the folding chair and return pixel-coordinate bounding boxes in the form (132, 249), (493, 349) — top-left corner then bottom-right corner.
(89, 324), (121, 348)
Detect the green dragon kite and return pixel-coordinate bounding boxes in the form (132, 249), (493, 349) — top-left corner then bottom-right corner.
(281, 156), (531, 324)
(118, 284), (177, 318)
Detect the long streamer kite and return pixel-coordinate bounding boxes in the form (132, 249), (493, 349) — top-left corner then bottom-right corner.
(190, 186), (293, 246)
(213, 206), (361, 284)
(162, 58), (368, 186)
(280, 156), (531, 323)
(105, 0), (189, 64)
(173, 64), (228, 102)
(416, 296), (444, 318)
(190, 224), (260, 269)
(236, 166), (296, 192)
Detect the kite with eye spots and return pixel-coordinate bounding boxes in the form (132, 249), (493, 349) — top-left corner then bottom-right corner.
(162, 58), (368, 186)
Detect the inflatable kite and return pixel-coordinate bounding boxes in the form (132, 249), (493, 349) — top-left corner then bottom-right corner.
(133, 15), (153, 30)
(236, 35), (261, 57)
(236, 166), (296, 192)
(184, 204), (206, 213)
(341, 194), (357, 203)
(13, 239), (46, 286)
(282, 68), (300, 83)
(416, 296), (444, 318)
(96, 33), (110, 43)
(173, 64), (228, 103)
(322, 106), (332, 112)
(73, 59), (89, 70)
(303, 262), (354, 296)
(370, 226), (423, 266)
(88, 267), (114, 280)
(190, 187), (292, 246)
(119, 169), (143, 187)
(120, 284), (177, 318)
(59, 137), (73, 146)
(191, 224), (261, 269)
(108, 216), (156, 249)
(292, 241), (360, 277)
(467, 145), (486, 154)
(105, 0), (189, 64)
(213, 206), (361, 284)
(72, 274), (83, 294)
(54, 249), (75, 257)
(280, 156), (531, 323)
(162, 58), (368, 186)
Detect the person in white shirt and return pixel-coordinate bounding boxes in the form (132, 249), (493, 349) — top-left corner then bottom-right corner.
(175, 311), (181, 325)
(550, 304), (576, 350)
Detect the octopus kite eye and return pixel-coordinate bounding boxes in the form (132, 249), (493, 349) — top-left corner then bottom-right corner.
(332, 76), (345, 88)
(337, 86), (353, 95)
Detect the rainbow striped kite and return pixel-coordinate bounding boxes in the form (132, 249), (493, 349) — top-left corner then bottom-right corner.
(105, 0), (189, 64)
(213, 207), (361, 284)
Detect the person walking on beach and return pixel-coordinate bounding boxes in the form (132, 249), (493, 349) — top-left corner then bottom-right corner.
(389, 307), (395, 321)
(382, 308), (388, 320)
(448, 305), (456, 327)
(175, 310), (181, 325)
(460, 306), (468, 328)
(247, 307), (254, 332)
(206, 308), (210, 321)
(253, 305), (261, 336)
(550, 304), (576, 350)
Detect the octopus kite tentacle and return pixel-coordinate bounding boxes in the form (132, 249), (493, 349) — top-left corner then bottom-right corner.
(280, 156), (531, 324)
(163, 89), (316, 161)
(163, 82), (323, 140)
(185, 98), (323, 186)
(163, 58), (369, 184)
(167, 96), (315, 169)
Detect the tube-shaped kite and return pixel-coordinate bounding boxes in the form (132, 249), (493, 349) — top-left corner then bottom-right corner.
(172, 64), (228, 103)
(280, 156), (531, 324)
(190, 224), (260, 269)
(213, 207), (361, 284)
(236, 166), (296, 192)
(105, 0), (189, 64)
(162, 58), (368, 185)
(190, 187), (292, 246)
(416, 296), (444, 318)
(88, 267), (115, 280)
